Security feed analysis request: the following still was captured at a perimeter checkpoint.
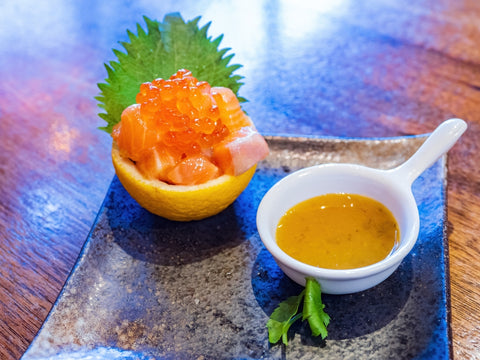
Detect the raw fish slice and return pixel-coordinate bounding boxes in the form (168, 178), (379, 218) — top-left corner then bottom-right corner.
(112, 104), (159, 161)
(167, 154), (221, 185)
(213, 127), (269, 176)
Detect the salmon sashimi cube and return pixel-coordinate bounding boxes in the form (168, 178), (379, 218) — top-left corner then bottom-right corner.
(135, 147), (180, 182)
(212, 127), (269, 176)
(112, 104), (159, 161)
(211, 87), (254, 131)
(167, 155), (221, 185)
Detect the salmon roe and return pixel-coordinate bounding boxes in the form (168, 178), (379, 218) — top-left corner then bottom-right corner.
(135, 69), (229, 156)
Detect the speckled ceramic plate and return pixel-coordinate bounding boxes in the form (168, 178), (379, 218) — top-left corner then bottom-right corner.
(22, 135), (451, 360)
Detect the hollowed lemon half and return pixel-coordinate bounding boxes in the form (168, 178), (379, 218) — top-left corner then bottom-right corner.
(111, 142), (256, 221)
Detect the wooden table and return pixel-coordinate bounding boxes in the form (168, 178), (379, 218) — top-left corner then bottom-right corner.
(1, 1), (478, 359)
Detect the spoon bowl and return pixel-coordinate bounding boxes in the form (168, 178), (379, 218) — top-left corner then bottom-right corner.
(256, 119), (467, 294)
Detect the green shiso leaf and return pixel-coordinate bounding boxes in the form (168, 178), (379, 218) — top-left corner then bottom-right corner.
(96, 12), (245, 134)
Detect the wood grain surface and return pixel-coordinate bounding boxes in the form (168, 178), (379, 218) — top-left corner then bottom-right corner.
(0, 1), (479, 359)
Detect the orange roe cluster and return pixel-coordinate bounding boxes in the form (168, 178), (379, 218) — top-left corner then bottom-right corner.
(135, 69), (229, 156)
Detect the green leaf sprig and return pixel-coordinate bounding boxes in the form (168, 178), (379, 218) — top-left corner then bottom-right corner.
(96, 12), (245, 134)
(267, 277), (330, 346)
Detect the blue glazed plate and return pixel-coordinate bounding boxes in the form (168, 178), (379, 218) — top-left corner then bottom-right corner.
(22, 135), (450, 360)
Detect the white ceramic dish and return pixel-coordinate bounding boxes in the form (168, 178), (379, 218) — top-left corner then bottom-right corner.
(256, 119), (467, 294)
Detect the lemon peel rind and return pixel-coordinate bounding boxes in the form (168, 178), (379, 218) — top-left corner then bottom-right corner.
(111, 142), (256, 221)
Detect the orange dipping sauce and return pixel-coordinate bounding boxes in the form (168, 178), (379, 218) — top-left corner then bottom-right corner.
(276, 193), (400, 270)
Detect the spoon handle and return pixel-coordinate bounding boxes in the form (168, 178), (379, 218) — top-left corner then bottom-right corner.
(389, 118), (467, 186)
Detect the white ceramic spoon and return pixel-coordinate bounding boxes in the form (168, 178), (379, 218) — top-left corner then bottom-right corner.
(256, 118), (467, 294)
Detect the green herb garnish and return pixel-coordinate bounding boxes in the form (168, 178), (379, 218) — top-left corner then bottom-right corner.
(96, 12), (244, 134)
(267, 277), (330, 345)
(267, 292), (305, 345)
(303, 277), (330, 339)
